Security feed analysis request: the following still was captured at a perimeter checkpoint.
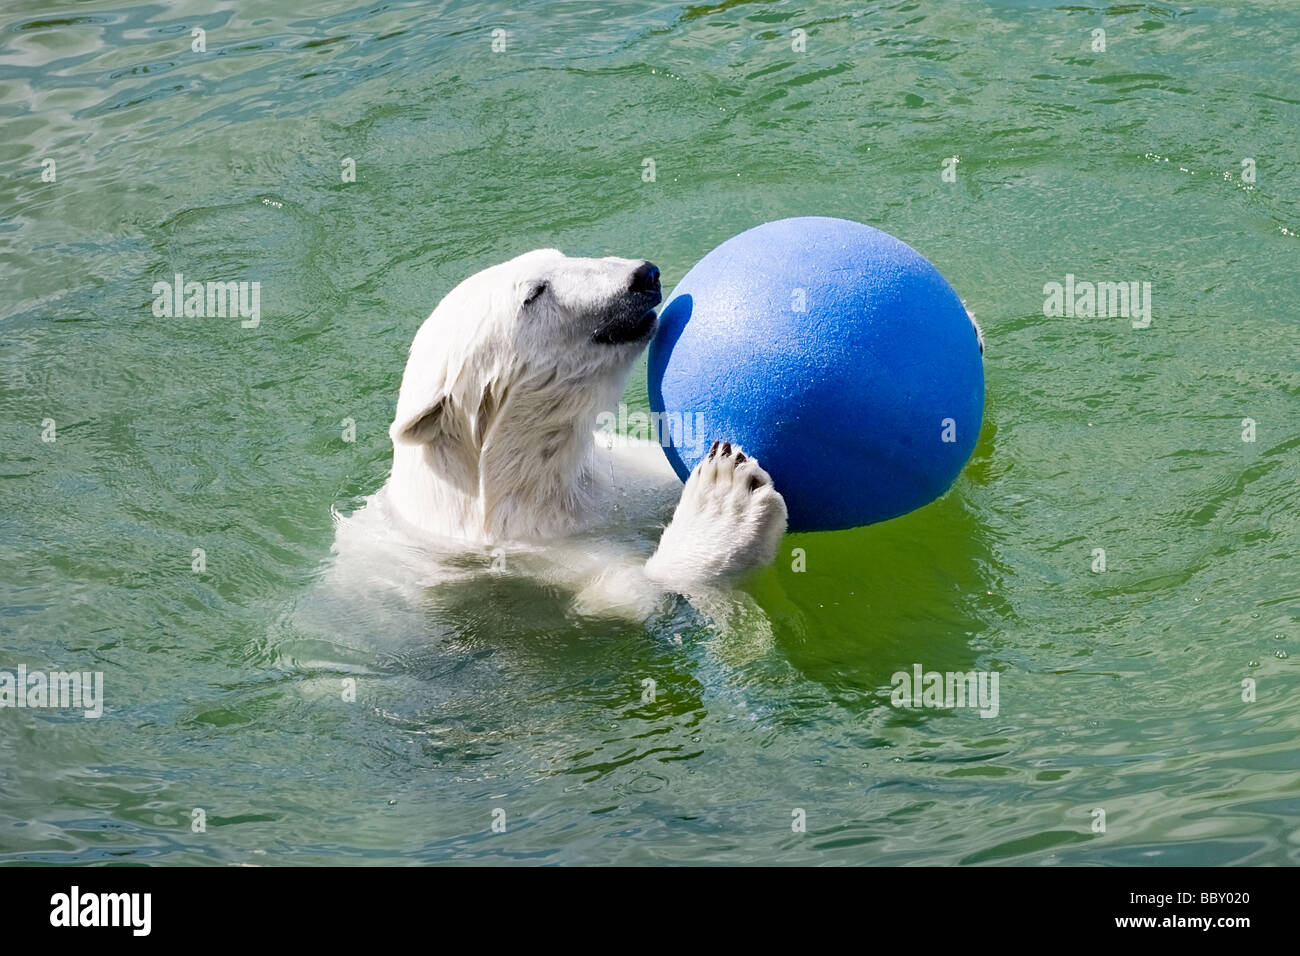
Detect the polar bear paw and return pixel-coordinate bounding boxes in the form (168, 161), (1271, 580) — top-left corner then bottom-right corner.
(645, 440), (788, 587)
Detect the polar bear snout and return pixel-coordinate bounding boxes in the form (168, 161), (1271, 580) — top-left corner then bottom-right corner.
(629, 261), (661, 296)
(591, 259), (661, 345)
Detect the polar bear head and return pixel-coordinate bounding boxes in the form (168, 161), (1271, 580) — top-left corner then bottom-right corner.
(386, 249), (662, 540)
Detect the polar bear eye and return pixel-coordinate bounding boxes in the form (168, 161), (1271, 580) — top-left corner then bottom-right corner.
(523, 282), (548, 306)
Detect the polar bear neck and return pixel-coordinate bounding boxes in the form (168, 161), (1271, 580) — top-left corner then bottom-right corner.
(387, 369), (619, 544)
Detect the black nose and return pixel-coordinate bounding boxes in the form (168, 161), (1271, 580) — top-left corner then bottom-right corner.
(630, 261), (661, 295)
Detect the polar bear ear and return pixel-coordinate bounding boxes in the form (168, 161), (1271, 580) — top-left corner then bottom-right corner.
(389, 318), (470, 448)
(390, 395), (449, 446)
(390, 383), (503, 449)
(390, 267), (507, 448)
(390, 351), (460, 446)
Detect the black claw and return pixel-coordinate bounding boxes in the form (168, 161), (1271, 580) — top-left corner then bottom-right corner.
(748, 475), (763, 492)
(734, 452), (747, 464)
(708, 439), (720, 460)
(720, 441), (732, 458)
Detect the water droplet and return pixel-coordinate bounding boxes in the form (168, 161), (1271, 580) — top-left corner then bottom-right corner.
(1276, 650), (1288, 660)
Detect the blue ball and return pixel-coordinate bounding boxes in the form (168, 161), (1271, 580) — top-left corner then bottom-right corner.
(648, 216), (984, 533)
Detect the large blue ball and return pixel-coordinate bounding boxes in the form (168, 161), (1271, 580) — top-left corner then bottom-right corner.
(648, 216), (984, 533)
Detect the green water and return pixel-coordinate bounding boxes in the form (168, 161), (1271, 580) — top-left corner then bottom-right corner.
(2, 0), (1298, 865)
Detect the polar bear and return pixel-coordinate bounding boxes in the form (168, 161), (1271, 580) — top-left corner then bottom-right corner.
(330, 250), (787, 619)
